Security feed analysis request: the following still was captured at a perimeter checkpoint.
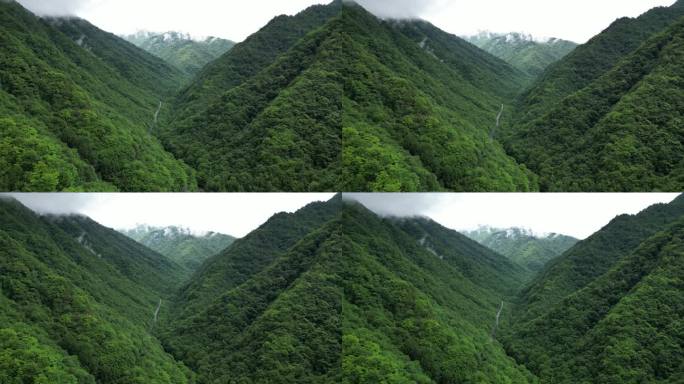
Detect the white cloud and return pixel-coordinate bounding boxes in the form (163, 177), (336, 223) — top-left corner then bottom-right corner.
(346, 193), (680, 239)
(354, 0), (446, 19)
(15, 0), (94, 16)
(5, 193), (335, 237)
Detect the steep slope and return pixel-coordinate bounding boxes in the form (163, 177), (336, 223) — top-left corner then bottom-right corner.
(122, 225), (236, 271)
(513, 194), (684, 325)
(506, 17), (684, 191)
(512, 0), (684, 126)
(163, 1), (537, 191)
(341, 204), (535, 383)
(170, 195), (344, 322)
(162, 213), (344, 383)
(169, 1), (343, 127)
(0, 198), (192, 383)
(48, 18), (188, 97)
(505, 210), (684, 383)
(464, 226), (578, 272)
(341, 16), (535, 191)
(124, 31), (235, 75)
(465, 32), (577, 77)
(0, 1), (196, 192)
(161, 196), (536, 383)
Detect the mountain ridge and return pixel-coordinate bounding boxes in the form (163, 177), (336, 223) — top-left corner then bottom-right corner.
(464, 31), (577, 76)
(121, 224), (236, 271)
(123, 31), (235, 76)
(464, 226), (578, 272)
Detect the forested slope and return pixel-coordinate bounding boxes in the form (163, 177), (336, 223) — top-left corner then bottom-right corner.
(501, 1), (684, 191)
(168, 1), (342, 128)
(162, 1), (537, 191)
(160, 196), (537, 382)
(0, 198), (193, 383)
(341, 204), (536, 383)
(507, 17), (684, 191)
(341, 13), (536, 192)
(505, 197), (684, 383)
(0, 1), (196, 192)
(515, 195), (684, 322)
(512, 0), (684, 126)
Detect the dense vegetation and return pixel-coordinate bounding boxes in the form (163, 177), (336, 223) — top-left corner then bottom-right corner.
(465, 32), (577, 77)
(161, 1), (537, 191)
(122, 225), (236, 271)
(124, 32), (235, 76)
(159, 195), (536, 382)
(3, 194), (683, 382)
(3, 0), (683, 191)
(0, 198), (193, 383)
(511, 0), (684, 126)
(338, 11), (537, 192)
(464, 226), (578, 272)
(503, 1), (684, 191)
(505, 195), (684, 383)
(0, 1), (196, 192)
(515, 195), (684, 322)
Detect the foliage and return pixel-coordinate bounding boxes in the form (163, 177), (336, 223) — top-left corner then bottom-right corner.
(337, 10), (537, 191)
(0, 2), (196, 191)
(159, 196), (537, 382)
(505, 212), (684, 383)
(515, 195), (684, 322)
(512, 0), (684, 126)
(0, 198), (194, 383)
(162, 2), (538, 191)
(506, 17), (684, 191)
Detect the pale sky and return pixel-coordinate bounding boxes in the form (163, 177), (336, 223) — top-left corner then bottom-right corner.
(5, 193), (334, 237)
(346, 193), (680, 239)
(16, 0), (677, 43)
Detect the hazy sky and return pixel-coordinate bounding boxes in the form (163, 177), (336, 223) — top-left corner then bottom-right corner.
(16, 0), (676, 42)
(5, 193), (334, 237)
(346, 193), (680, 239)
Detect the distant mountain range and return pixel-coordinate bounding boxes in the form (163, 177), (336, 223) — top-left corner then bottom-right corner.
(123, 31), (235, 75)
(463, 226), (578, 271)
(121, 225), (236, 271)
(464, 31), (577, 76)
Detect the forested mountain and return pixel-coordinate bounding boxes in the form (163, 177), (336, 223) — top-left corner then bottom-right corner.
(464, 226), (578, 271)
(124, 31), (235, 76)
(0, 197), (192, 383)
(512, 0), (684, 126)
(505, 194), (684, 383)
(504, 1), (684, 191)
(122, 225), (236, 271)
(162, 1), (536, 191)
(0, 1), (196, 192)
(160, 195), (536, 382)
(513, 195), (684, 323)
(2, 0), (682, 192)
(3, 194), (683, 382)
(464, 32), (577, 77)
